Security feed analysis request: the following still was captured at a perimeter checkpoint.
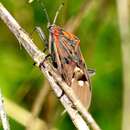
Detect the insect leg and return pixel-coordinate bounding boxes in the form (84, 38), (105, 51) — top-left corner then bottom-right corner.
(39, 54), (52, 68)
(40, 2), (51, 27)
(35, 26), (48, 52)
(88, 68), (96, 77)
(30, 26), (49, 66)
(58, 90), (65, 99)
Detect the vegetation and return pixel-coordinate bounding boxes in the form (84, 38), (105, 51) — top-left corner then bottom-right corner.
(0, 0), (123, 130)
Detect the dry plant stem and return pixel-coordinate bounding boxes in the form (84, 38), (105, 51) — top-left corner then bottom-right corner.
(0, 91), (10, 130)
(0, 3), (101, 130)
(4, 98), (48, 130)
(65, 0), (96, 33)
(26, 80), (50, 130)
(116, 0), (130, 130)
(0, 3), (89, 130)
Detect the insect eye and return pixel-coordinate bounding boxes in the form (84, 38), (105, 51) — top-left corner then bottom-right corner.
(48, 25), (52, 30)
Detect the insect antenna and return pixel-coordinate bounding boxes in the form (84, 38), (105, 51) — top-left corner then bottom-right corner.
(53, 2), (64, 25)
(40, 2), (51, 27)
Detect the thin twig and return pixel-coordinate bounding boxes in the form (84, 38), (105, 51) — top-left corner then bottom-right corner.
(0, 90), (10, 130)
(0, 3), (101, 130)
(26, 80), (50, 130)
(116, 0), (130, 130)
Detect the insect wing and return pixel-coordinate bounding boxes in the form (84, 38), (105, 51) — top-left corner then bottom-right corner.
(58, 27), (92, 108)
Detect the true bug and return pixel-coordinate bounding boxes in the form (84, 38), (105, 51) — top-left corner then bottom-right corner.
(35, 3), (95, 109)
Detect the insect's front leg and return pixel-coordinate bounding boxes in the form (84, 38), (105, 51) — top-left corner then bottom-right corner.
(35, 26), (48, 52)
(31, 26), (48, 52)
(31, 26), (49, 67)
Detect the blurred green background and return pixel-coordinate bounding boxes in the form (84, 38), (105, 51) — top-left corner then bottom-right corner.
(0, 0), (123, 130)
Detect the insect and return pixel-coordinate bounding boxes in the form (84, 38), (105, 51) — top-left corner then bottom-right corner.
(35, 3), (95, 109)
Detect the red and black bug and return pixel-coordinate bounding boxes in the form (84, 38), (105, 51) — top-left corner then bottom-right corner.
(36, 3), (95, 109)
